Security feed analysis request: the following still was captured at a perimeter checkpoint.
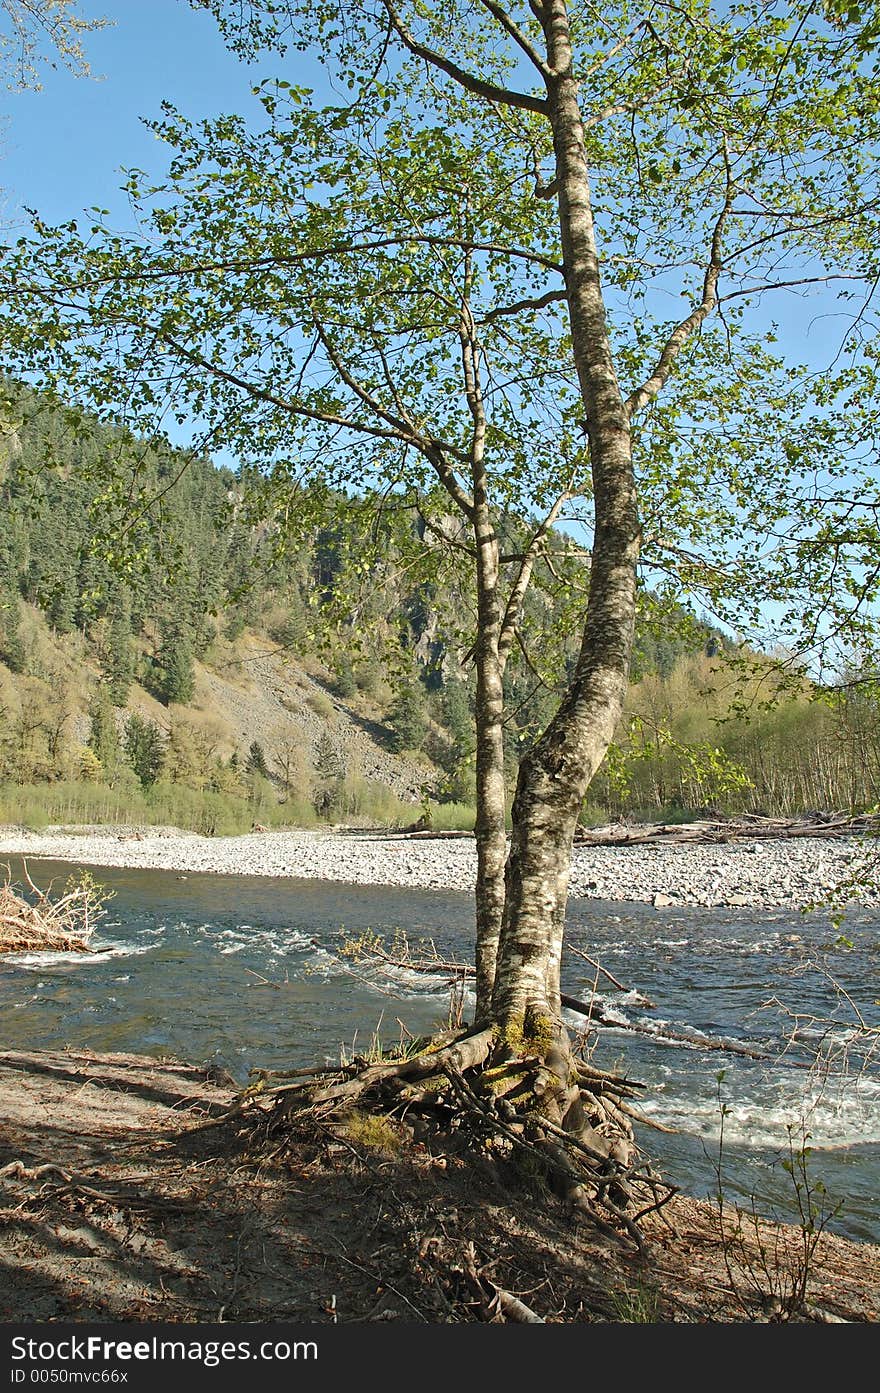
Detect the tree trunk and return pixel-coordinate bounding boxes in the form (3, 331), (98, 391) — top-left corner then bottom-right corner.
(489, 0), (640, 1044)
(458, 292), (510, 1022)
(472, 525), (508, 1020)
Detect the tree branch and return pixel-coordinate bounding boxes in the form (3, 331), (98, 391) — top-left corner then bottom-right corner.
(476, 0), (550, 78)
(415, 505), (477, 557)
(579, 19), (648, 80)
(160, 333), (470, 497)
(717, 273), (868, 305)
(625, 150), (733, 419)
(312, 310), (415, 439)
(479, 287), (566, 325)
(582, 82), (674, 130)
(499, 490), (572, 664)
(458, 249), (490, 511)
(311, 311), (477, 518)
(10, 234), (564, 299)
(380, 0), (548, 114)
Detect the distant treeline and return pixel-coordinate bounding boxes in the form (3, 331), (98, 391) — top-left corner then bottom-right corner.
(589, 653), (880, 822)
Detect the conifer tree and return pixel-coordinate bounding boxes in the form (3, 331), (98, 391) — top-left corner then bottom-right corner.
(123, 713), (164, 787)
(156, 622), (195, 706)
(104, 601), (135, 706)
(0, 586), (24, 673)
(388, 680), (428, 754)
(245, 740), (270, 779)
(87, 686), (121, 784)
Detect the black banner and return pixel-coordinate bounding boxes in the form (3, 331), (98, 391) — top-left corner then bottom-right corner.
(0, 1318), (851, 1390)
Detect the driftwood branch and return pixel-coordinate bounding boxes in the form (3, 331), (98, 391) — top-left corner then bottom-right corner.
(0, 862), (110, 954)
(574, 811), (880, 847)
(341, 935), (768, 1061)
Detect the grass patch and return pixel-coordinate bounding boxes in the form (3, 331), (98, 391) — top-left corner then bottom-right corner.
(328, 774), (415, 826)
(608, 1281), (662, 1323)
(0, 780), (318, 837)
(0, 781), (155, 833)
(0, 777), (416, 835)
(306, 691), (336, 721)
(428, 800), (475, 832)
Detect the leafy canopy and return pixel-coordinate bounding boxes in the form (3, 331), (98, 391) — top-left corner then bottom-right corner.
(2, 0), (880, 677)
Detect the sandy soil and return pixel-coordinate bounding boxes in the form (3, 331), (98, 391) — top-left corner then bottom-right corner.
(1, 1049), (877, 1325)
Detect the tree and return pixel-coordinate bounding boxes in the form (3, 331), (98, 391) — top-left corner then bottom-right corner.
(4, 0), (880, 1203)
(331, 653), (357, 699)
(245, 739), (270, 779)
(87, 683), (121, 783)
(154, 621), (195, 706)
(438, 675), (475, 789)
(0, 584), (24, 672)
(0, 0), (110, 89)
(388, 678), (428, 753)
(123, 713), (163, 787)
(103, 600), (135, 706)
(273, 730), (313, 800)
(1, 79), (588, 1014)
(179, 0), (880, 1037)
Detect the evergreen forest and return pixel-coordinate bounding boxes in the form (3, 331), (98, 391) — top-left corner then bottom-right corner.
(0, 385), (877, 835)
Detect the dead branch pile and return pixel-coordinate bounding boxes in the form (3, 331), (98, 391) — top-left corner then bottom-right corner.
(573, 811), (880, 847)
(0, 862), (108, 954)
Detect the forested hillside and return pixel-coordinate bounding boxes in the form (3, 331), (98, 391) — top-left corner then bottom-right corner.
(0, 386), (877, 832)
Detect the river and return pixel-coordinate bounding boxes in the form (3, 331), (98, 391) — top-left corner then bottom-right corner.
(2, 857), (878, 1245)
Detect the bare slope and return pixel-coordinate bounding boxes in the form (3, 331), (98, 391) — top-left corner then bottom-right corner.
(2, 609), (437, 810)
(190, 636), (432, 802)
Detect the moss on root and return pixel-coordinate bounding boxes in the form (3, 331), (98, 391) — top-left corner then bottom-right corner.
(491, 1011), (559, 1061)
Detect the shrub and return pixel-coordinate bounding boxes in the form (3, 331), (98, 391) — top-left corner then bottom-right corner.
(427, 800), (476, 832)
(307, 690), (336, 722)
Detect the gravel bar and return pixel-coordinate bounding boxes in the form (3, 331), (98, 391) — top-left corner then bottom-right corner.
(0, 824), (877, 909)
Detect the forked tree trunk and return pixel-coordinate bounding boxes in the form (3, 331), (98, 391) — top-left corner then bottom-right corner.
(491, 587), (638, 1037)
(489, 0), (641, 1045)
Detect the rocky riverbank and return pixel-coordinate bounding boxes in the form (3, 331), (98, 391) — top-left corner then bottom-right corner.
(0, 823), (877, 909)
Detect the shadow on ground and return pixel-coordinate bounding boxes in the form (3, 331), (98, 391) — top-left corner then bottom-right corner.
(0, 1049), (877, 1324)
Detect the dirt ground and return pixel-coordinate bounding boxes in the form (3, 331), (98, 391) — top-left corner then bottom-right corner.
(0, 1048), (877, 1325)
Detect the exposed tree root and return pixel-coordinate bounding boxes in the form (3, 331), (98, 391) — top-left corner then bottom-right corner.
(236, 1024), (676, 1253)
(460, 1241), (545, 1322)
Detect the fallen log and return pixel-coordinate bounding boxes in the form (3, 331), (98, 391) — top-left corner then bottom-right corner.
(573, 811), (880, 847)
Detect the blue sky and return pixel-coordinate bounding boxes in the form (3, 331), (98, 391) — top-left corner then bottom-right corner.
(1, 1), (277, 228)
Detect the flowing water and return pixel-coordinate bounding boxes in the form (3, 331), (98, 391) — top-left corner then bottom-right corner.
(1, 857), (878, 1244)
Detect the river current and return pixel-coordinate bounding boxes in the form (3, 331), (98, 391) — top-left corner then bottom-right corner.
(1, 857), (878, 1244)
